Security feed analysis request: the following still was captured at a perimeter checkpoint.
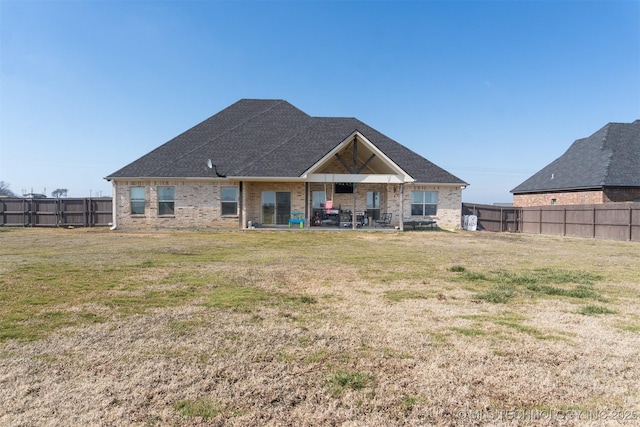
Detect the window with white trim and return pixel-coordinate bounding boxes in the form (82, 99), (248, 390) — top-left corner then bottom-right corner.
(130, 186), (145, 215)
(411, 191), (438, 216)
(158, 186), (175, 216)
(221, 187), (238, 216)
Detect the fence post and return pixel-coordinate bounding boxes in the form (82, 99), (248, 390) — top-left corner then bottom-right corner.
(563, 208), (566, 236)
(539, 208), (542, 234)
(630, 207), (633, 242)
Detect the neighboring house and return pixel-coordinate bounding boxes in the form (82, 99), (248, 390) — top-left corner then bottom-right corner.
(512, 120), (640, 207)
(105, 99), (467, 230)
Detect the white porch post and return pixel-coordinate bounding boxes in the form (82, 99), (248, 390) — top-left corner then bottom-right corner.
(241, 181), (248, 229)
(399, 183), (404, 231)
(352, 182), (357, 230)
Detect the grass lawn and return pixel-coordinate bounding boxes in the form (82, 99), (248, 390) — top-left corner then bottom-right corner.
(1, 227), (639, 426)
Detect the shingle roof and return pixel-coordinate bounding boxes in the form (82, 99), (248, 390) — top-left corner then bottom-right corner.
(106, 99), (467, 185)
(511, 120), (640, 194)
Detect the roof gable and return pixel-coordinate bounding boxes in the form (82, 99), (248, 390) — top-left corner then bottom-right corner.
(106, 99), (467, 186)
(512, 120), (640, 194)
(301, 131), (413, 183)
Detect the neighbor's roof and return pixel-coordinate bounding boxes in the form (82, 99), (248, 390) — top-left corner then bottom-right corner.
(106, 99), (467, 185)
(511, 120), (640, 194)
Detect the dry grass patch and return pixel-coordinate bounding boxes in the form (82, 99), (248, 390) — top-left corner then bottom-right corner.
(0, 228), (639, 425)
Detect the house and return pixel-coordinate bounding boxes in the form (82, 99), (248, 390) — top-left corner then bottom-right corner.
(512, 120), (640, 207)
(105, 99), (467, 230)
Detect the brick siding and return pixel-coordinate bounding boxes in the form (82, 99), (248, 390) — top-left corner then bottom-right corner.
(514, 188), (640, 207)
(114, 180), (463, 230)
(113, 180), (238, 230)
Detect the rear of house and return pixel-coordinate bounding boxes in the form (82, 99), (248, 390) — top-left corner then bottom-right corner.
(106, 100), (468, 230)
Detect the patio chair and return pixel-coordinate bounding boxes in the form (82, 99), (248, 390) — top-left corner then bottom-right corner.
(339, 212), (352, 228)
(375, 213), (392, 227)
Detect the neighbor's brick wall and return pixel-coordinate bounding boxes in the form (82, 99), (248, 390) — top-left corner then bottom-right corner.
(514, 188), (640, 207)
(513, 191), (605, 207)
(113, 180), (239, 229)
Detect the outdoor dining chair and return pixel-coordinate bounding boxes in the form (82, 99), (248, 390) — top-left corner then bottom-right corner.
(375, 213), (392, 227)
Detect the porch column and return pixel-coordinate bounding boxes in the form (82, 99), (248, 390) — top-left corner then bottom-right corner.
(240, 181), (247, 229)
(352, 182), (357, 230)
(399, 183), (404, 231)
(305, 182), (309, 229)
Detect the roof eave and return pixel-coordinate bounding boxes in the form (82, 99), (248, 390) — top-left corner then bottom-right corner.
(410, 182), (468, 188)
(105, 176), (231, 182)
(511, 185), (605, 194)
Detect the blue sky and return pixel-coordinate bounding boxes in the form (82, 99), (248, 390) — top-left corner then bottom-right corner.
(1, 0), (639, 203)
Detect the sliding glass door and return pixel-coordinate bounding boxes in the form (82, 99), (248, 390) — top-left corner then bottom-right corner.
(261, 191), (291, 225)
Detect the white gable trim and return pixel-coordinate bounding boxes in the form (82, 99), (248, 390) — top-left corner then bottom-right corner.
(300, 131), (415, 183)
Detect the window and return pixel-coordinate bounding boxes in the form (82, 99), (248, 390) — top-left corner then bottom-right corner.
(411, 191), (438, 216)
(130, 186), (145, 215)
(221, 187), (238, 216)
(551, 199), (557, 205)
(312, 191), (326, 209)
(158, 186), (175, 216)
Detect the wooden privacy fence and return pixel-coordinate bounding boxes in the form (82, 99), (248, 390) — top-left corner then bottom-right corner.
(462, 203), (521, 232)
(0, 198), (112, 227)
(521, 203), (640, 242)
(462, 202), (640, 241)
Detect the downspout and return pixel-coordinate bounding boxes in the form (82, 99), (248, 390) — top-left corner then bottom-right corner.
(109, 180), (117, 230)
(239, 181), (245, 230)
(305, 182), (309, 228)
